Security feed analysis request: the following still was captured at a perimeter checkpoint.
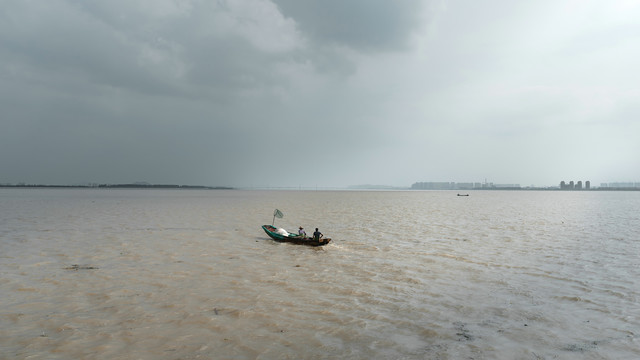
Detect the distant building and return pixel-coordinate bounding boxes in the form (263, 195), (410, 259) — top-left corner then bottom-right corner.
(494, 184), (521, 188)
(410, 181), (520, 190)
(411, 182), (456, 190)
(457, 183), (474, 190)
(560, 180), (590, 190)
(560, 181), (574, 189)
(600, 182), (640, 189)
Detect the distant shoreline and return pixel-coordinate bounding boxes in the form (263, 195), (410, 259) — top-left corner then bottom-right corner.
(0, 184), (234, 190)
(2, 184), (639, 191)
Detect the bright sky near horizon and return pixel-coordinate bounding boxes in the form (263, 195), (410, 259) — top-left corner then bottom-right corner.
(1, 0), (639, 188)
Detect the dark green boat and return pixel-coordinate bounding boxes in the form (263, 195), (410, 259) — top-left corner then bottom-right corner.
(261, 225), (331, 246)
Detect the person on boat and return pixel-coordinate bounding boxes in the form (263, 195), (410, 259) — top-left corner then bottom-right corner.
(313, 228), (323, 242)
(298, 226), (306, 237)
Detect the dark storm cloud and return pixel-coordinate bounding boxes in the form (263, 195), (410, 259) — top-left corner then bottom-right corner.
(1, 2), (181, 97)
(273, 0), (426, 52)
(1, 1), (303, 100)
(1, 0), (425, 106)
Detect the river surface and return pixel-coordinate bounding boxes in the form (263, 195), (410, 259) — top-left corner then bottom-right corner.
(1, 189), (638, 359)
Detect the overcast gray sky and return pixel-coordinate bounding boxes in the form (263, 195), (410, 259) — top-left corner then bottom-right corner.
(2, 0), (639, 188)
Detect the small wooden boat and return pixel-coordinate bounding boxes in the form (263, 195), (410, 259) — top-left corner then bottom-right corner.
(261, 225), (331, 246)
(457, 193), (469, 196)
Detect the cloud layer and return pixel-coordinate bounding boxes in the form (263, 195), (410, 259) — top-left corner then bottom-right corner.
(1, 0), (639, 187)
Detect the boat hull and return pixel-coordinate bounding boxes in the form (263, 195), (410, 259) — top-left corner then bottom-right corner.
(261, 225), (331, 246)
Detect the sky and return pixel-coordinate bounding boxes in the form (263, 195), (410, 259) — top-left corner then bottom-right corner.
(1, 0), (639, 188)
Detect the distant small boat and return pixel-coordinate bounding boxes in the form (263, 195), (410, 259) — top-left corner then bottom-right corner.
(457, 194), (469, 196)
(261, 225), (331, 246)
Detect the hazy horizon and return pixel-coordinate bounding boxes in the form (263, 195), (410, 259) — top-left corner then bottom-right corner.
(2, 179), (636, 189)
(2, 1), (639, 188)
